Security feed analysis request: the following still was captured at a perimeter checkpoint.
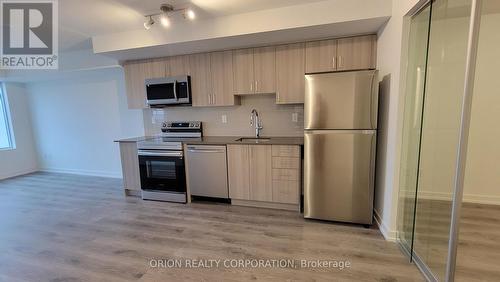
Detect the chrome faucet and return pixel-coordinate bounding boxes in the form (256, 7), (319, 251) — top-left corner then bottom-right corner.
(250, 109), (263, 138)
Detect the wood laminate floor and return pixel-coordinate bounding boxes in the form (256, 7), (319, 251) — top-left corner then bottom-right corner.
(0, 172), (423, 282)
(456, 203), (500, 282)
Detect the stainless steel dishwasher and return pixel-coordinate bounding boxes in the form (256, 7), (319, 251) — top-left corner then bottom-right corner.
(186, 145), (229, 199)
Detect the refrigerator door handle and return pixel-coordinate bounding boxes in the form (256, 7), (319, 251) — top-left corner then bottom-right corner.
(370, 72), (379, 129)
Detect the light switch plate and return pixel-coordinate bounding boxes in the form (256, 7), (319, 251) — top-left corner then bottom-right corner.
(222, 115), (227, 124)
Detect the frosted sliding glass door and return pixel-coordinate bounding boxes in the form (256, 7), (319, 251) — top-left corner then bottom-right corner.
(412, 0), (473, 280)
(396, 3), (431, 257)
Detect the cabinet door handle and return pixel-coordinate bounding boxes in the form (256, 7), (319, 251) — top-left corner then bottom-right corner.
(339, 56), (343, 68)
(207, 94), (211, 105)
(250, 82), (253, 92)
(255, 80), (258, 93)
(211, 94), (215, 105)
(277, 91), (280, 102)
(332, 57), (336, 69)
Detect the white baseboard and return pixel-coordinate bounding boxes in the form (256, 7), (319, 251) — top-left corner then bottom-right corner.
(40, 167), (122, 179)
(463, 194), (500, 206)
(418, 190), (500, 206)
(374, 209), (397, 241)
(0, 167), (38, 180)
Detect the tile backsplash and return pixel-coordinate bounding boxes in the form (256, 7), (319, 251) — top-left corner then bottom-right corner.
(143, 94), (304, 137)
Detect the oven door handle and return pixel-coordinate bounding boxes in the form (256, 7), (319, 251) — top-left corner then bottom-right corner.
(173, 80), (178, 100)
(138, 150), (183, 157)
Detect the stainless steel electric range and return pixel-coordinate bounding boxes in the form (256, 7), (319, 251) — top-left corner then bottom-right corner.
(137, 121), (202, 203)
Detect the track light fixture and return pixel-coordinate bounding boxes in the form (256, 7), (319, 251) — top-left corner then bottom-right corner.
(143, 3), (196, 30)
(143, 16), (154, 30)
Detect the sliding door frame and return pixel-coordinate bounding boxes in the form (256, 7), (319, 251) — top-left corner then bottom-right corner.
(445, 0), (483, 281)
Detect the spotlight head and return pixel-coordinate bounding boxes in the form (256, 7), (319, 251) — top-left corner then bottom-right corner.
(160, 14), (170, 27)
(185, 8), (195, 20)
(144, 16), (154, 30)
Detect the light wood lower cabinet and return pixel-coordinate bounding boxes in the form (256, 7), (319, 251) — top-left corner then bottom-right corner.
(227, 145), (250, 200)
(227, 144), (301, 208)
(248, 145), (273, 202)
(118, 142), (141, 196)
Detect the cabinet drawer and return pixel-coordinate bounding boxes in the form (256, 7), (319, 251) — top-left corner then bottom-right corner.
(272, 157), (300, 169)
(272, 145), (300, 157)
(272, 180), (299, 204)
(272, 169), (299, 181)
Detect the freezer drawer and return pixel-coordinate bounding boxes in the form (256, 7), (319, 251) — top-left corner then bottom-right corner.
(304, 130), (376, 224)
(305, 70), (379, 130)
(186, 145), (229, 198)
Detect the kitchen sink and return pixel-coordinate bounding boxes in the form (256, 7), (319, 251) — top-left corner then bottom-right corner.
(234, 137), (271, 142)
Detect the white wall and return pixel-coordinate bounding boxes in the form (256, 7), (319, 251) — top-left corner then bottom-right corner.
(27, 68), (144, 178)
(0, 83), (38, 179)
(375, 0), (422, 240)
(463, 13), (500, 205)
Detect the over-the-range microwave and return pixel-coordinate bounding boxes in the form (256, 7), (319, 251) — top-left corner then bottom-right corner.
(145, 75), (192, 107)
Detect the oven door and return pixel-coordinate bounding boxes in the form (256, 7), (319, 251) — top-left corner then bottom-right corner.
(138, 150), (186, 193)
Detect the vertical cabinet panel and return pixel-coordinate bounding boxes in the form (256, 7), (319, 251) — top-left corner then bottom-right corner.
(210, 50), (237, 106)
(189, 53), (212, 107)
(253, 46), (276, 94)
(119, 142), (141, 193)
(233, 48), (255, 95)
(227, 145), (250, 200)
(276, 43), (305, 104)
(248, 145), (273, 202)
(337, 35), (377, 71)
(168, 55), (190, 76)
(305, 39), (337, 73)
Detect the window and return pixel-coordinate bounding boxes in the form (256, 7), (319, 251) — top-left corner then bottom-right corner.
(0, 84), (14, 150)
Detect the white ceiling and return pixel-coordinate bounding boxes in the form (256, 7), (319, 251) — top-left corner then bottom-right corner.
(59, 0), (326, 52)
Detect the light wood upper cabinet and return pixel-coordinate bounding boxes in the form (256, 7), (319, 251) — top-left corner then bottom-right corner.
(253, 46), (276, 94)
(305, 39), (337, 73)
(189, 53), (212, 107)
(167, 55), (190, 76)
(123, 34), (377, 108)
(227, 145), (250, 200)
(233, 47), (276, 95)
(123, 58), (167, 109)
(233, 48), (255, 95)
(276, 43), (305, 104)
(337, 35), (377, 71)
(210, 50), (239, 106)
(248, 145), (273, 202)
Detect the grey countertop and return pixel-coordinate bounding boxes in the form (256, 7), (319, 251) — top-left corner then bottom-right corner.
(114, 136), (155, 143)
(115, 136), (304, 145)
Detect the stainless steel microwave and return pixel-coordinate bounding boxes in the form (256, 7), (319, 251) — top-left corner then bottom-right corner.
(145, 75), (191, 106)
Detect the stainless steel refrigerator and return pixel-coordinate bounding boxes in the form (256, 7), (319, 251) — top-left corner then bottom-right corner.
(304, 70), (378, 225)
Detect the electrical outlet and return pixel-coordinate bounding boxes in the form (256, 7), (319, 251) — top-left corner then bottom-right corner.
(222, 115), (227, 124)
(292, 113), (298, 123)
